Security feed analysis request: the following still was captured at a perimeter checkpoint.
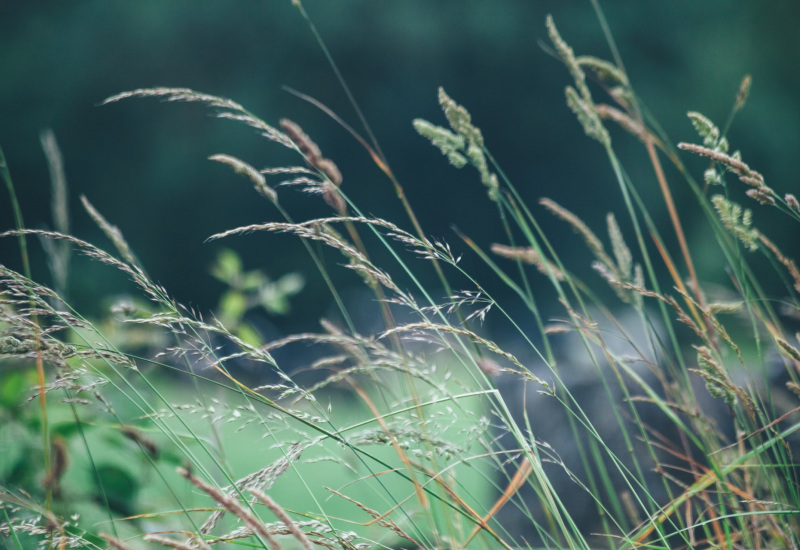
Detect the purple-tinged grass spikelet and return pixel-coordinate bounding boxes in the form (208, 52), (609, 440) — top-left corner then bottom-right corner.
(177, 467), (284, 550)
(491, 243), (565, 280)
(746, 187), (776, 206)
(476, 357), (501, 377)
(279, 119), (343, 188)
(249, 489), (312, 550)
(209, 154), (277, 203)
(100, 533), (132, 550)
(143, 534), (201, 550)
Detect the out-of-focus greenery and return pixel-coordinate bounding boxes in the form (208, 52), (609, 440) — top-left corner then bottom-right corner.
(211, 248), (304, 345)
(2, 2), (799, 327)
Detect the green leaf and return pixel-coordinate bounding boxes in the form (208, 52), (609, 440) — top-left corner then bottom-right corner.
(219, 290), (247, 325)
(0, 369), (34, 409)
(0, 421), (34, 479)
(95, 463), (139, 515)
(240, 270), (267, 291)
(210, 248), (243, 285)
(276, 272), (305, 296)
(236, 323), (263, 347)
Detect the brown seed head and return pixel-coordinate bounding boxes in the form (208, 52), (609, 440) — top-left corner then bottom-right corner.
(316, 157), (342, 186)
(280, 119), (322, 163)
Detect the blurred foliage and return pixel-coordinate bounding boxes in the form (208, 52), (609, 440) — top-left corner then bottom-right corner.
(0, 362), (183, 545)
(2, 1), (800, 330)
(211, 248), (303, 345)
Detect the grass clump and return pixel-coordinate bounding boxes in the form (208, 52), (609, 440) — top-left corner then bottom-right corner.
(2, 4), (800, 550)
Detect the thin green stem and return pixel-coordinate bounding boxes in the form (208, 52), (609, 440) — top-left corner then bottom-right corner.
(0, 146), (52, 511)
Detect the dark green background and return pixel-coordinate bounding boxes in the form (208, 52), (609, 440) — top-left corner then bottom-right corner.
(2, 2), (799, 334)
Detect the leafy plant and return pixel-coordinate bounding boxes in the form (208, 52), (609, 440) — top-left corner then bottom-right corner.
(210, 247), (304, 346)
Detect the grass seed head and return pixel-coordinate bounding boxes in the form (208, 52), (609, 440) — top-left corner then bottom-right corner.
(735, 74), (752, 111)
(280, 118), (322, 163)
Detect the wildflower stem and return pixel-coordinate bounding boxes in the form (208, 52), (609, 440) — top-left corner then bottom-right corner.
(643, 137), (709, 333)
(0, 146), (51, 511)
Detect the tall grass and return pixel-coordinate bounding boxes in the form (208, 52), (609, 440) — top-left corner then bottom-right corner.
(2, 4), (800, 550)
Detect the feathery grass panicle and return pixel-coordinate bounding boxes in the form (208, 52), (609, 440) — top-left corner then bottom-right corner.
(692, 345), (737, 408)
(39, 129), (71, 296)
(546, 15), (590, 103)
(606, 212), (631, 281)
(612, 279), (705, 338)
(735, 74), (752, 112)
(210, 219), (400, 294)
(214, 112), (294, 147)
(0, 228), (168, 307)
(565, 86), (610, 146)
(143, 534), (200, 550)
(707, 301), (744, 315)
(209, 154), (277, 203)
(325, 487), (417, 547)
(438, 87), (483, 148)
(120, 425), (158, 458)
(687, 111), (721, 148)
(704, 167), (724, 187)
(100, 533), (132, 550)
(674, 286), (743, 361)
(411, 119), (467, 168)
(543, 322), (573, 335)
(539, 198), (615, 271)
(379, 321), (550, 389)
(260, 166), (316, 176)
(476, 357), (501, 377)
(207, 214), (431, 286)
(678, 142), (764, 187)
(594, 103), (648, 142)
(315, 158), (342, 188)
(776, 337), (800, 363)
(575, 56), (628, 87)
(547, 16), (610, 146)
(711, 195), (760, 251)
(80, 195), (138, 268)
(491, 243), (565, 280)
(102, 87), (246, 111)
(279, 119), (343, 186)
(208, 215), (415, 243)
(202, 442), (308, 526)
(606, 213), (643, 305)
(277, 176), (322, 189)
(177, 466), (284, 549)
(249, 489), (313, 550)
(279, 119), (323, 164)
(415, 88), (499, 200)
(321, 181), (346, 213)
(103, 88), (292, 147)
(190, 535), (214, 550)
(746, 186), (776, 206)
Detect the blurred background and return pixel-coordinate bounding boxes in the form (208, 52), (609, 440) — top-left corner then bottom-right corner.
(2, 1), (800, 341)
